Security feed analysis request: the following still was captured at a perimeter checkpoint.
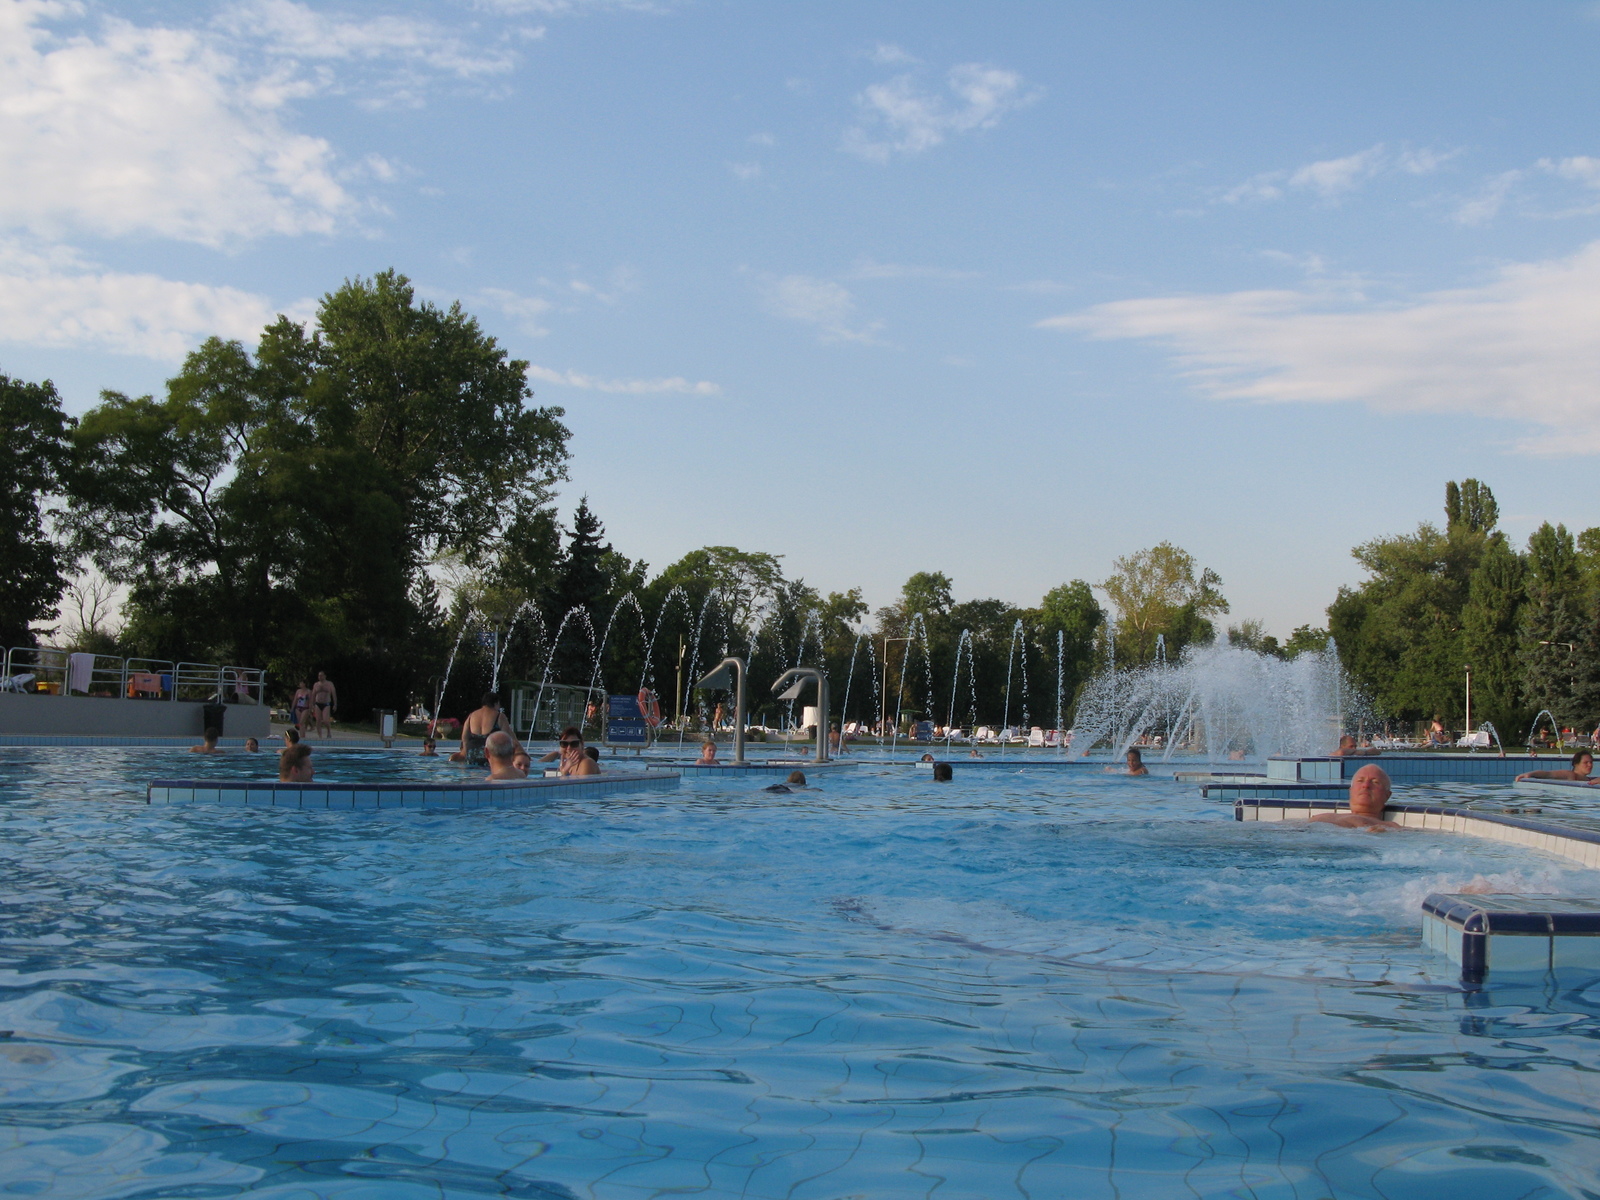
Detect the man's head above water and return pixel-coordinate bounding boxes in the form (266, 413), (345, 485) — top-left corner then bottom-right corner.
(1347, 764), (1392, 816)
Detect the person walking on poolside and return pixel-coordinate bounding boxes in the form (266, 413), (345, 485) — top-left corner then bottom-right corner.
(291, 680), (312, 734)
(311, 672), (338, 739)
(1310, 764), (1403, 831)
(278, 743), (314, 783)
(458, 693), (517, 765)
(1516, 750), (1595, 784)
(484, 731), (526, 781)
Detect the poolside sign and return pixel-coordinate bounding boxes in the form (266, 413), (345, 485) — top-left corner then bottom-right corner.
(606, 694), (651, 747)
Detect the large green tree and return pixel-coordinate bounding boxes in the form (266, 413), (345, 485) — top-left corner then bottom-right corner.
(63, 271), (570, 714)
(1328, 479), (1497, 726)
(1460, 532), (1527, 739)
(1100, 542), (1227, 664)
(0, 375), (72, 647)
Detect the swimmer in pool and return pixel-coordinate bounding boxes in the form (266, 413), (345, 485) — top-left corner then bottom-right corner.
(1106, 748), (1148, 776)
(278, 743), (313, 783)
(764, 770), (808, 793)
(190, 727), (223, 755)
(484, 731), (525, 781)
(1309, 765), (1403, 831)
(697, 740), (718, 765)
(1516, 749), (1594, 784)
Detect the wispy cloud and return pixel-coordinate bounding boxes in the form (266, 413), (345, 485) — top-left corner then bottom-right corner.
(525, 364), (720, 395)
(0, 238), (300, 360)
(475, 287), (552, 336)
(843, 62), (1039, 162)
(1221, 143), (1455, 205)
(1453, 169), (1524, 226)
(844, 258), (978, 282)
(868, 42), (919, 65)
(1040, 241), (1600, 455)
(763, 275), (884, 344)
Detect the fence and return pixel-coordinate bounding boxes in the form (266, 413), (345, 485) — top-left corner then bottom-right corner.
(1, 646), (267, 706)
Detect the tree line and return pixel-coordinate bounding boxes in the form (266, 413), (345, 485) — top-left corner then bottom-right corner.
(1329, 479), (1600, 741)
(6, 268), (1353, 730)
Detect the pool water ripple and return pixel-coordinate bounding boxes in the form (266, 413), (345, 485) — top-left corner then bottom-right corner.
(2, 747), (1600, 1196)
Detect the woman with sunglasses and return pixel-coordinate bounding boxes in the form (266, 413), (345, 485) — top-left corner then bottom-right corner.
(539, 727), (601, 776)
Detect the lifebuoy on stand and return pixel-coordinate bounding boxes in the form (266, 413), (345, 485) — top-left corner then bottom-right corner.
(638, 687), (662, 728)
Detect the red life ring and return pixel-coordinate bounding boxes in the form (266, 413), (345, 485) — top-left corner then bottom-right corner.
(638, 687), (662, 727)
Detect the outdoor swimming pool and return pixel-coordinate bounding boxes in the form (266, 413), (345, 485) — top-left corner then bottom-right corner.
(3, 747), (1599, 1197)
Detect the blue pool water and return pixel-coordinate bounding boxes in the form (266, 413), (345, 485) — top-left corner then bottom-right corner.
(3, 747), (1600, 1198)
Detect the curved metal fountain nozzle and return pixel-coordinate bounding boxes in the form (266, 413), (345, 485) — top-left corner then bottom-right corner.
(771, 667), (830, 763)
(695, 657), (748, 764)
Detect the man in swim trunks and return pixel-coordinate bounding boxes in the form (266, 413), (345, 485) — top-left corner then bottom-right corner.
(1310, 764), (1403, 831)
(1516, 750), (1595, 784)
(459, 693), (518, 765)
(311, 672), (337, 739)
(484, 731), (526, 781)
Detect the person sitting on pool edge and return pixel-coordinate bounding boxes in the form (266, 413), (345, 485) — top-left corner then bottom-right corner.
(190, 727), (223, 755)
(484, 731), (525, 781)
(1516, 749), (1594, 784)
(1309, 764), (1403, 831)
(278, 743), (313, 783)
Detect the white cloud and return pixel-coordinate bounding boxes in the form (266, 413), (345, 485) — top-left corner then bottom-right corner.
(0, 0), (356, 245)
(525, 364), (720, 395)
(869, 42), (918, 65)
(218, 0), (521, 97)
(1454, 169), (1523, 226)
(1040, 241), (1600, 455)
(1541, 156), (1600, 187)
(0, 239), (295, 360)
(1222, 143), (1452, 205)
(475, 287), (552, 336)
(1286, 145), (1386, 195)
(763, 275), (883, 344)
(845, 258), (978, 282)
(729, 161), (763, 181)
(843, 62), (1038, 162)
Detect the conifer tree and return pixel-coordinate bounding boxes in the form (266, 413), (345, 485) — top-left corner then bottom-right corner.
(1461, 533), (1526, 739)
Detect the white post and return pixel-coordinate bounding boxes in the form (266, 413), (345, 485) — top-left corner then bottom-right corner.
(1465, 666), (1472, 735)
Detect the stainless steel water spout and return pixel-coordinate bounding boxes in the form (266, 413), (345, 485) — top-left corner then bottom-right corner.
(694, 657), (748, 764)
(771, 666), (830, 763)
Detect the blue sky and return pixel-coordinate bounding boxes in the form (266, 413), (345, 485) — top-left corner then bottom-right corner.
(5, 1), (1600, 635)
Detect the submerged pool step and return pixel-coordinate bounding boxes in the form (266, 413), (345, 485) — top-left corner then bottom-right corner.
(146, 770), (681, 808)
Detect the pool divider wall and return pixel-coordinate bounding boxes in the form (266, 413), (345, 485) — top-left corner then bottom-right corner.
(1268, 753), (1552, 786)
(1232, 797), (1600, 870)
(1422, 893), (1600, 982)
(147, 770), (681, 808)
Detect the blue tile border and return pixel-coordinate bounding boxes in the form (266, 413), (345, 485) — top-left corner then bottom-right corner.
(146, 770), (681, 807)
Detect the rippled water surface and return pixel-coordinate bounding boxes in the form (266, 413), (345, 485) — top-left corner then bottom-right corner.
(3, 747), (1600, 1198)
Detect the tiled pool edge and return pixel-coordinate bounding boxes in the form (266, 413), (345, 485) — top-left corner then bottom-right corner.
(1233, 798), (1600, 870)
(147, 770), (681, 808)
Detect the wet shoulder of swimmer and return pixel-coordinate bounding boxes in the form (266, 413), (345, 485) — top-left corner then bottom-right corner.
(1306, 765), (1405, 832)
(1104, 749), (1150, 775)
(763, 770), (809, 793)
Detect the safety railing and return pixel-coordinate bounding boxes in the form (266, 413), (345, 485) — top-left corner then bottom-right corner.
(1, 646), (266, 705)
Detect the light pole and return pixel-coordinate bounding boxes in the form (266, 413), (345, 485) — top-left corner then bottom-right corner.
(1464, 664), (1471, 735)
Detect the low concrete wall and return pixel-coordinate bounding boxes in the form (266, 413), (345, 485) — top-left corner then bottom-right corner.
(0, 692), (269, 739)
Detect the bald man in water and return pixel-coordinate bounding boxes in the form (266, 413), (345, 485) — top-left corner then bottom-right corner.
(1310, 764), (1403, 831)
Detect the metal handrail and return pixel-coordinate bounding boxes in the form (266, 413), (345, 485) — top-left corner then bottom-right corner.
(2, 645), (266, 704)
